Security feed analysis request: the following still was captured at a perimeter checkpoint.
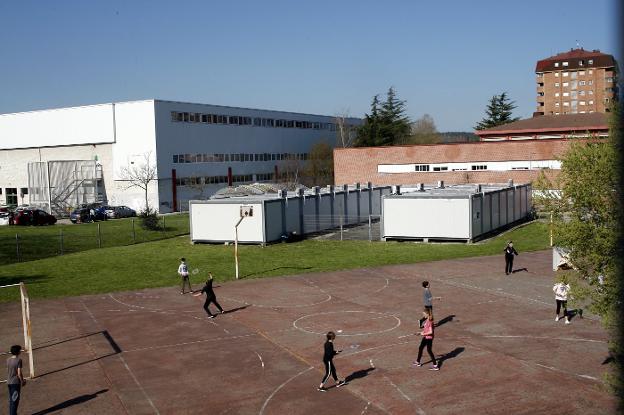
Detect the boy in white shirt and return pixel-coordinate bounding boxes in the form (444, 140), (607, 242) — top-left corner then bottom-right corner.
(553, 278), (571, 324)
(178, 258), (193, 294)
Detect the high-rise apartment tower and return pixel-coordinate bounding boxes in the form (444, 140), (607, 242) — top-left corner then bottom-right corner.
(535, 48), (617, 116)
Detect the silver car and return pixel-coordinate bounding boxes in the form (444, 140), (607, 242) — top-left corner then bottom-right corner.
(105, 205), (136, 219)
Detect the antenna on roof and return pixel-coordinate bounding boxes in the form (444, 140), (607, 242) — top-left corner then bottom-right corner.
(575, 40), (581, 49)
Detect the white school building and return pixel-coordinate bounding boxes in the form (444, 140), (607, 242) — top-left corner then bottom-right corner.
(0, 100), (360, 215)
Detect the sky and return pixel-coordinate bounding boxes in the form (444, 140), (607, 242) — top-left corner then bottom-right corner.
(0, 0), (618, 131)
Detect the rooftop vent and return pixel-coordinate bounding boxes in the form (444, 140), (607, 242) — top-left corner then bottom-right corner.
(437, 180), (445, 189)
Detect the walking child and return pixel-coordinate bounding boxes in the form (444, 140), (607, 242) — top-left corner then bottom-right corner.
(413, 308), (439, 370)
(318, 331), (346, 391)
(178, 257), (193, 294)
(193, 273), (224, 318)
(7, 345), (25, 415)
(553, 277), (571, 324)
(419, 281), (441, 328)
(504, 241), (519, 275)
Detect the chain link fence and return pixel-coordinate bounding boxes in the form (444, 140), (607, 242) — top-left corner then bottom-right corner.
(0, 214), (189, 265)
(303, 215), (382, 241)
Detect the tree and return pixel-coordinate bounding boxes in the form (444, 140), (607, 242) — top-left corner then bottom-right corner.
(119, 152), (157, 212)
(404, 114), (442, 144)
(474, 92), (520, 130)
(534, 105), (622, 395)
(304, 141), (334, 186)
(277, 154), (303, 189)
(355, 87), (411, 147)
(186, 174), (209, 199)
(334, 110), (356, 148)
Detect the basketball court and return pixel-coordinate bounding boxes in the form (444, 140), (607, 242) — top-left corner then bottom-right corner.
(0, 250), (616, 414)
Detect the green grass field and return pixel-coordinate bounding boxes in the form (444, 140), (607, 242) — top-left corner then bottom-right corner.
(0, 221), (550, 303)
(0, 214), (189, 265)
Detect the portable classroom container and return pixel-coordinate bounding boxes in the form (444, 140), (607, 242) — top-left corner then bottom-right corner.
(381, 182), (532, 242)
(189, 184), (392, 244)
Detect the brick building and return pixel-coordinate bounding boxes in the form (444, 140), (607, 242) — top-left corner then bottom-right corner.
(535, 48), (617, 116)
(333, 139), (580, 187)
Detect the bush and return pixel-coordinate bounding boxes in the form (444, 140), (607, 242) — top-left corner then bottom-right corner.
(139, 209), (161, 230)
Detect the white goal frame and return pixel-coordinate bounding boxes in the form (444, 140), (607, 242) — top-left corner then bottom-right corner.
(0, 282), (34, 379)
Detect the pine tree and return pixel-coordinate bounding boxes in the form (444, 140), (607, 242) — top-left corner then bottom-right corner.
(355, 87), (411, 147)
(474, 92), (520, 130)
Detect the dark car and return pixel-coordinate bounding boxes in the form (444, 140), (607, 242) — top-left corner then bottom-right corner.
(13, 209), (56, 226)
(70, 208), (91, 223)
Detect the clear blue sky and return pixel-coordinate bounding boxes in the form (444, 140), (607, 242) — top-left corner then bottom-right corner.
(0, 0), (618, 131)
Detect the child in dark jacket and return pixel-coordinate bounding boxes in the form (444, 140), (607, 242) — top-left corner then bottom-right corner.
(318, 331), (347, 391)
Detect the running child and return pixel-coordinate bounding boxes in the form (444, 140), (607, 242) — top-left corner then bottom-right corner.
(419, 281), (441, 328)
(553, 277), (571, 324)
(193, 273), (224, 318)
(177, 257), (193, 294)
(413, 308), (439, 370)
(318, 331), (346, 391)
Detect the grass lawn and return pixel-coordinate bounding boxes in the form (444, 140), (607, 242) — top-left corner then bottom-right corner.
(0, 214), (189, 265)
(0, 221), (550, 303)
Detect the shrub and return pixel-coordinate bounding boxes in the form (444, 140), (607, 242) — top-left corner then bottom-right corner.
(139, 209), (161, 230)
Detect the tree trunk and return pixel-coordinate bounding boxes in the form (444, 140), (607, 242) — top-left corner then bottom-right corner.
(144, 186), (149, 212)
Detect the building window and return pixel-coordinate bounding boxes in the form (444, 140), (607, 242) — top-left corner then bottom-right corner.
(511, 167), (529, 170)
(5, 188), (17, 205)
(563, 72), (569, 77)
(588, 80), (593, 85)
(414, 165), (430, 172)
(563, 82), (569, 87)
(588, 69), (593, 75)
(579, 70), (585, 75)
(554, 92), (560, 97)
(579, 81), (586, 86)
(555, 103), (560, 107)
(563, 102), (570, 107)
(555, 112), (560, 115)
(555, 73), (559, 77)
(606, 77), (613, 83)
(589, 90), (593, 95)
(588, 59), (593, 65)
(579, 91), (585, 96)
(563, 92), (569, 97)
(555, 82), (560, 87)
(471, 165), (487, 171)
(579, 60), (584, 66)
(589, 100), (594, 105)
(173, 155), (178, 163)
(433, 166), (448, 171)
(554, 62), (559, 67)
(562, 61), (569, 66)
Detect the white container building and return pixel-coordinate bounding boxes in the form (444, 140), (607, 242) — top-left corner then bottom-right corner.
(0, 100), (360, 215)
(189, 183), (392, 244)
(382, 182), (532, 242)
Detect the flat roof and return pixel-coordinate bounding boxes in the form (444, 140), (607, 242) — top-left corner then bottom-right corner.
(387, 183), (531, 199)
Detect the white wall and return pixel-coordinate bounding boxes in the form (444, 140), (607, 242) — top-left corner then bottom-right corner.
(0, 104), (115, 150)
(190, 202), (264, 242)
(383, 198), (471, 239)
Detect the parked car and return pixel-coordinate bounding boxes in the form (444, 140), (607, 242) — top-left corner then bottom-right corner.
(0, 212), (11, 226)
(13, 209), (56, 226)
(105, 205), (136, 219)
(70, 208), (91, 223)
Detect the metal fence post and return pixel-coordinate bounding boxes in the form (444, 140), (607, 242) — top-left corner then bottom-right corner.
(162, 215), (166, 232)
(15, 234), (20, 262)
(368, 215), (372, 242)
(132, 219), (136, 243)
(340, 215), (343, 241)
(97, 223), (102, 248)
(60, 229), (64, 255)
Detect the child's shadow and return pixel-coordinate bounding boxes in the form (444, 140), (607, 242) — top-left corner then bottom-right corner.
(437, 347), (465, 368)
(512, 268), (529, 274)
(345, 367), (375, 383)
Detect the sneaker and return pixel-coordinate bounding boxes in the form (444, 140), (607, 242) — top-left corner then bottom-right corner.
(555, 316), (559, 322)
(317, 387), (326, 392)
(579, 309), (584, 319)
(412, 361), (422, 367)
(207, 315), (215, 319)
(429, 365), (440, 371)
(336, 380), (346, 387)
(565, 319), (570, 325)
(180, 291), (185, 295)
(220, 310), (225, 314)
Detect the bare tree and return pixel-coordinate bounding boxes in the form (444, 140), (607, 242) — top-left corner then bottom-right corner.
(304, 141), (334, 186)
(334, 110), (356, 148)
(403, 114), (441, 144)
(119, 152), (157, 212)
(278, 155), (303, 189)
(186, 174), (209, 200)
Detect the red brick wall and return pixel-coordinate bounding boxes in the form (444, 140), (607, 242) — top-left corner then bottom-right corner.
(333, 140), (572, 186)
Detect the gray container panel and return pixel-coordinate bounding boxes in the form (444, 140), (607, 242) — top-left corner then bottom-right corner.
(346, 190), (358, 224)
(264, 200), (284, 242)
(507, 189), (514, 224)
(471, 195), (483, 237)
(360, 189), (371, 217)
(482, 193), (492, 233)
(284, 198), (300, 233)
(491, 192), (500, 229)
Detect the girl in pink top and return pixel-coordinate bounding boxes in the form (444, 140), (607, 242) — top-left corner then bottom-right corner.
(413, 308), (439, 370)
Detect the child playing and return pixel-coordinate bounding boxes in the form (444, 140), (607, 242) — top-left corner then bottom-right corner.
(419, 281), (441, 328)
(7, 345), (25, 415)
(193, 273), (224, 318)
(553, 277), (571, 324)
(318, 332), (347, 391)
(177, 258), (193, 294)
(413, 308), (439, 370)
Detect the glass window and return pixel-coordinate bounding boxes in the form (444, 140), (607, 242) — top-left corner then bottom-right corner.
(563, 72), (569, 77)
(471, 165), (487, 170)
(5, 188), (17, 205)
(588, 59), (593, 65)
(554, 62), (559, 67)
(555, 92), (560, 97)
(171, 111), (179, 122)
(183, 112), (189, 122)
(173, 155), (178, 163)
(555, 82), (560, 87)
(555, 73), (559, 77)
(562, 61), (568, 66)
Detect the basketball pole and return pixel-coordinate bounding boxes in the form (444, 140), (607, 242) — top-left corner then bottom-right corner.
(19, 282), (34, 378)
(234, 216), (244, 280)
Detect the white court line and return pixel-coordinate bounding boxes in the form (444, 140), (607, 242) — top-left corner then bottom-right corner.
(258, 366), (313, 415)
(124, 333), (259, 353)
(360, 402), (371, 415)
(220, 293), (331, 308)
(383, 375), (412, 402)
(479, 335), (606, 344)
(255, 352), (265, 369)
(81, 302), (160, 415)
(535, 363), (598, 381)
(293, 311), (401, 337)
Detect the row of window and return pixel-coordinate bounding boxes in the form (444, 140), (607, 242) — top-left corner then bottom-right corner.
(173, 152), (309, 164)
(414, 164), (496, 172)
(554, 81), (593, 87)
(2, 188), (27, 205)
(171, 111), (338, 131)
(555, 100), (595, 107)
(554, 59), (594, 68)
(555, 90), (593, 97)
(554, 111), (595, 115)
(176, 172), (278, 186)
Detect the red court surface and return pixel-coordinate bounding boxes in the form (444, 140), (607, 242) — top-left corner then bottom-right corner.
(0, 250), (616, 414)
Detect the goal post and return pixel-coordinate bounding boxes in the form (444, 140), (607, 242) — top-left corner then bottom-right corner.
(0, 282), (34, 379)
